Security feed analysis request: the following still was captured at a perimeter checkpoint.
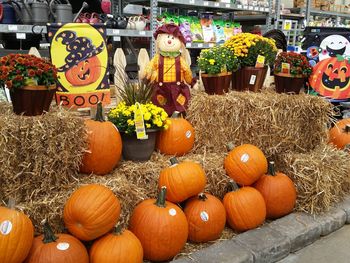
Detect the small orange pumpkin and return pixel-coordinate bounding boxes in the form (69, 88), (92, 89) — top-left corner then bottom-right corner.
(80, 102), (122, 175)
(224, 143), (268, 186)
(129, 187), (188, 262)
(90, 225), (143, 263)
(63, 184), (121, 241)
(159, 157), (207, 203)
(65, 56), (101, 86)
(329, 119), (350, 149)
(184, 193), (226, 243)
(0, 199), (34, 263)
(156, 111), (195, 156)
(253, 161), (296, 219)
(223, 180), (266, 232)
(25, 220), (89, 263)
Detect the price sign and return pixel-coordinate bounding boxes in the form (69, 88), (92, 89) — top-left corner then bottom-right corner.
(8, 25), (18, 31)
(249, 6), (254, 10)
(204, 1), (209, 6)
(283, 20), (292, 31)
(112, 29), (120, 35)
(16, 33), (26, 39)
(134, 103), (148, 140)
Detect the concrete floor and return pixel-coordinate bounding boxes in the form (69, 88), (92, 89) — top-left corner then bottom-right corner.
(278, 225), (350, 263)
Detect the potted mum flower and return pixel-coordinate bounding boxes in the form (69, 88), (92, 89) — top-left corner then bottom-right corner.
(108, 77), (170, 161)
(198, 46), (240, 95)
(274, 52), (312, 94)
(224, 33), (277, 92)
(0, 53), (58, 116)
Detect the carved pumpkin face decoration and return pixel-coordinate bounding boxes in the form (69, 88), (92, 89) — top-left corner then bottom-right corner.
(65, 56), (101, 86)
(309, 57), (350, 99)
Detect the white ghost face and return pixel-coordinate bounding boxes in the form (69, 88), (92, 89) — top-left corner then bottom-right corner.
(319, 35), (350, 61)
(157, 33), (182, 52)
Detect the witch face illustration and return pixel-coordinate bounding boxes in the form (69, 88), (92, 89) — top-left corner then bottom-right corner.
(56, 30), (104, 87)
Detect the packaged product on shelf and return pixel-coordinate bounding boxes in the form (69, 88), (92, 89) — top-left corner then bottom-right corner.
(224, 22), (234, 40)
(213, 20), (226, 44)
(233, 23), (242, 35)
(200, 14), (215, 43)
(179, 16), (193, 43)
(191, 17), (204, 42)
(164, 13), (179, 25)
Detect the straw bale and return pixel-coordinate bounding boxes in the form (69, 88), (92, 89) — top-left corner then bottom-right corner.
(187, 91), (334, 157)
(0, 105), (88, 202)
(275, 144), (350, 214)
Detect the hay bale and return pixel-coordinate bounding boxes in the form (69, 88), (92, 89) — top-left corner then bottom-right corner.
(275, 144), (350, 214)
(187, 91), (334, 157)
(0, 107), (88, 202)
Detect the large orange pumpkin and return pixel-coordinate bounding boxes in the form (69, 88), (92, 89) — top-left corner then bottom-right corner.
(184, 193), (226, 243)
(309, 57), (350, 99)
(253, 161), (296, 219)
(0, 200), (34, 263)
(65, 56), (101, 86)
(25, 220), (89, 263)
(156, 111), (195, 156)
(90, 225), (143, 263)
(329, 118), (350, 149)
(129, 187), (188, 262)
(80, 102), (122, 175)
(223, 180), (266, 232)
(63, 184), (121, 241)
(159, 157), (207, 203)
(224, 143), (268, 186)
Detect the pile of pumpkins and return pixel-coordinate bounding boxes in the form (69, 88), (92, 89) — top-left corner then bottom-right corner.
(0, 143), (297, 263)
(329, 118), (350, 150)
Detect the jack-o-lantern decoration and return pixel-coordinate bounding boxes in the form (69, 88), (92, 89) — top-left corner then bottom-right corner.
(65, 56), (101, 86)
(55, 30), (104, 87)
(309, 56), (350, 99)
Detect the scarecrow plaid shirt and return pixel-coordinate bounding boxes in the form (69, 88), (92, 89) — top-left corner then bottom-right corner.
(146, 54), (193, 84)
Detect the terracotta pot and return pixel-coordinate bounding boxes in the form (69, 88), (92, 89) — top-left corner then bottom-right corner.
(274, 73), (305, 94)
(121, 129), (158, 161)
(10, 85), (56, 116)
(201, 72), (232, 95)
(232, 66), (268, 92)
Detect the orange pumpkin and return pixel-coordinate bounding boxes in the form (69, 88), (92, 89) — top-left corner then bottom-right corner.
(159, 157), (206, 203)
(80, 102), (122, 175)
(156, 111), (195, 156)
(63, 184), (121, 241)
(224, 143), (267, 186)
(184, 193), (226, 243)
(90, 225), (143, 263)
(329, 118), (350, 149)
(25, 220), (89, 263)
(223, 180), (266, 232)
(0, 200), (34, 263)
(65, 56), (101, 86)
(129, 187), (188, 262)
(253, 161), (296, 219)
(309, 57), (350, 100)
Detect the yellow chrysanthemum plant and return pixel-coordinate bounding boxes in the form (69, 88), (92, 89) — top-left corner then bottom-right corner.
(108, 102), (170, 134)
(224, 33), (278, 67)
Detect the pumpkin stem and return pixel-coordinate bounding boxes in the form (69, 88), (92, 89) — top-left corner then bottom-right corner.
(268, 161), (276, 176)
(113, 224), (124, 236)
(198, 193), (207, 201)
(344, 125), (350, 133)
(228, 180), (240, 192)
(226, 142), (235, 152)
(170, 157), (179, 166)
(94, 102), (105, 122)
(171, 111), (181, 118)
(7, 198), (16, 209)
(155, 186), (167, 208)
(42, 219), (58, 244)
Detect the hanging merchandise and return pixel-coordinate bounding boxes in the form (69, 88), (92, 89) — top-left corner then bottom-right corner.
(213, 20), (226, 44)
(48, 23), (110, 108)
(200, 13), (215, 43)
(179, 16), (193, 43)
(144, 24), (195, 116)
(190, 16), (204, 43)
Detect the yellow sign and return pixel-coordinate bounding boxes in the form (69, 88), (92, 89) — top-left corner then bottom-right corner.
(283, 20), (292, 31)
(255, 55), (265, 68)
(134, 103), (148, 140)
(282, 62), (291, 74)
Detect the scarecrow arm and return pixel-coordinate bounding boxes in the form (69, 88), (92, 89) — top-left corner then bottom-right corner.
(145, 54), (159, 83)
(180, 57), (193, 85)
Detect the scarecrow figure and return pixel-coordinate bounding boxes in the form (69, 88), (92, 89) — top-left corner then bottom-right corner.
(55, 30), (104, 88)
(144, 24), (195, 116)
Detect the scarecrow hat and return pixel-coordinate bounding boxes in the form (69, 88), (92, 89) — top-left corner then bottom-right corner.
(55, 30), (104, 72)
(154, 23), (186, 44)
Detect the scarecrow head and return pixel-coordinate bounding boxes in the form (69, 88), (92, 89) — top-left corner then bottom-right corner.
(55, 30), (104, 86)
(154, 24), (186, 53)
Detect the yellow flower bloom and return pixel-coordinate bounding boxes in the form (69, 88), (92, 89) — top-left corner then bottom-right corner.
(146, 123), (151, 128)
(144, 112), (151, 121)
